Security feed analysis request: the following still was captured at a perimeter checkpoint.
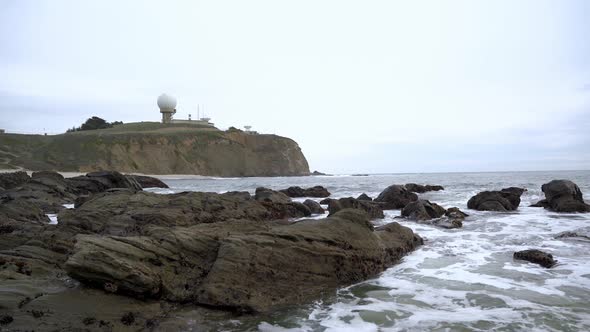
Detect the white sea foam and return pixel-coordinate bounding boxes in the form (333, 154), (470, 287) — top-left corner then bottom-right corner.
(47, 214), (58, 225)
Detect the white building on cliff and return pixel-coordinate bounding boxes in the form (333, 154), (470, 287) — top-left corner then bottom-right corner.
(157, 93), (214, 127)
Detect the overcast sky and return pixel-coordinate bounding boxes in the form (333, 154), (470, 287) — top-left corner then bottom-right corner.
(1, 0), (589, 174)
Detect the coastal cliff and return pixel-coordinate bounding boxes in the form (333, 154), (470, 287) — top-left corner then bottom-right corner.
(0, 122), (310, 176)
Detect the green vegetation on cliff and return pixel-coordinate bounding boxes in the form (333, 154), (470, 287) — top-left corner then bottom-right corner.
(0, 122), (310, 176)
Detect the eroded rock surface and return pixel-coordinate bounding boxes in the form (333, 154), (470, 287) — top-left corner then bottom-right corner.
(467, 187), (526, 211)
(328, 197), (384, 219)
(532, 180), (590, 213)
(65, 209), (421, 312)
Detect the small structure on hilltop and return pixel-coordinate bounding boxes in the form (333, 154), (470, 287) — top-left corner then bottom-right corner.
(244, 125), (258, 135)
(0, 129), (5, 134)
(157, 93), (177, 124)
(157, 93), (214, 126)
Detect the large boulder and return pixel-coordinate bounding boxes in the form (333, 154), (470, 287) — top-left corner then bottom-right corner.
(328, 197), (384, 219)
(532, 180), (590, 213)
(404, 183), (444, 193)
(280, 186), (331, 198)
(66, 171), (142, 195)
(64, 209), (422, 312)
(0, 171), (30, 190)
(127, 175), (169, 189)
(467, 187), (525, 211)
(513, 249), (556, 268)
(254, 187), (291, 204)
(374, 185), (418, 209)
(401, 200), (446, 220)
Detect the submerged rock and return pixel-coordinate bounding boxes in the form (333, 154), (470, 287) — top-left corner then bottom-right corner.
(374, 185), (418, 210)
(404, 183), (444, 193)
(513, 249), (556, 268)
(303, 199), (324, 214)
(555, 231), (590, 241)
(532, 180), (590, 213)
(127, 175), (169, 189)
(467, 187), (525, 211)
(280, 186), (331, 198)
(64, 209), (421, 312)
(328, 197), (384, 219)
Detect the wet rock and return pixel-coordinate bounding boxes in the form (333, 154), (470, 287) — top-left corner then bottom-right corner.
(328, 197), (384, 219)
(279, 186), (331, 198)
(65, 209), (421, 312)
(127, 175), (169, 189)
(0, 315), (13, 325)
(319, 198), (333, 205)
(303, 199), (324, 214)
(555, 231), (590, 241)
(374, 185), (418, 209)
(310, 170), (331, 176)
(467, 187), (525, 211)
(255, 187), (291, 204)
(356, 193), (372, 201)
(513, 249), (556, 268)
(0, 171), (30, 190)
(404, 183), (444, 193)
(66, 171), (142, 195)
(401, 200), (446, 221)
(532, 180), (590, 213)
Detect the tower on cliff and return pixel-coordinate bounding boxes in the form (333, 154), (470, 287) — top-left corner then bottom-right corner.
(157, 93), (177, 124)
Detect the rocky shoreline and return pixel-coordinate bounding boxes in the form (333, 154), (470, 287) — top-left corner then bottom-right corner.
(1, 171), (588, 331)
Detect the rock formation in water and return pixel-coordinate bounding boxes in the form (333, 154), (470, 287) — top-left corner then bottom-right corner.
(531, 180), (590, 213)
(0, 123), (310, 177)
(513, 249), (556, 268)
(467, 187), (526, 211)
(404, 183), (444, 193)
(0, 170), (422, 329)
(401, 200), (467, 229)
(374, 185), (418, 209)
(279, 186), (331, 198)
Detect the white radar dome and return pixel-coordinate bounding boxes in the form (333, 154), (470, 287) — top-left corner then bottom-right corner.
(157, 93), (177, 109)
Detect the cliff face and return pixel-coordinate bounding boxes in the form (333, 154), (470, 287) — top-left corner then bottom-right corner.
(0, 123), (310, 177)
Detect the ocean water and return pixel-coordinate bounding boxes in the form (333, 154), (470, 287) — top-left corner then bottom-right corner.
(146, 171), (590, 332)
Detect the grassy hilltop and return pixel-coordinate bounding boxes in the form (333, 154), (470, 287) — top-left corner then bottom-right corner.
(0, 122), (310, 177)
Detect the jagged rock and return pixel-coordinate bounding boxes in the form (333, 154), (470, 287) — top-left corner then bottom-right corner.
(404, 183), (444, 193)
(254, 187), (291, 204)
(532, 180), (590, 213)
(279, 186), (331, 198)
(357, 193), (372, 201)
(467, 187), (525, 211)
(127, 175), (169, 189)
(328, 197), (384, 219)
(0, 171), (77, 213)
(64, 209), (421, 312)
(66, 171), (142, 195)
(0, 171), (30, 190)
(374, 185), (418, 209)
(513, 249), (556, 268)
(303, 199), (324, 214)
